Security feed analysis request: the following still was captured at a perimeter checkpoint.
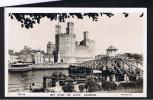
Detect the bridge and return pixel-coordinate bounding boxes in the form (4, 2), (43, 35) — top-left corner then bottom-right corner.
(78, 56), (143, 78)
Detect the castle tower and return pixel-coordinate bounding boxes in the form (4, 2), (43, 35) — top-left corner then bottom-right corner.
(55, 24), (61, 34)
(84, 31), (89, 41)
(66, 22), (74, 34)
(55, 22), (76, 63)
(83, 31), (89, 46)
(47, 42), (52, 54)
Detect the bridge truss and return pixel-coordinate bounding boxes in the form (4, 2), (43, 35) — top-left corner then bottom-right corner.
(79, 56), (143, 78)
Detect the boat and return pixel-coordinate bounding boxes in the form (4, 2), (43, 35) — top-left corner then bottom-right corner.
(9, 63), (32, 72)
(68, 64), (92, 78)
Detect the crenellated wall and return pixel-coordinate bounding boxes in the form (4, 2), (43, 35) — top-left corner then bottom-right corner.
(75, 41), (95, 63)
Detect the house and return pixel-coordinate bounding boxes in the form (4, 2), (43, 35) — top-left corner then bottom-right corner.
(44, 54), (54, 64)
(8, 50), (18, 63)
(18, 46), (33, 62)
(34, 51), (44, 64)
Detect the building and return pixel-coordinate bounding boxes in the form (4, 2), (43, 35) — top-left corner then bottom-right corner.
(31, 50), (38, 63)
(34, 50), (55, 64)
(44, 54), (54, 64)
(34, 51), (44, 64)
(54, 22), (95, 64)
(8, 50), (18, 63)
(34, 46), (54, 64)
(76, 31), (95, 63)
(47, 42), (55, 55)
(55, 22), (76, 63)
(18, 46), (33, 62)
(95, 45), (118, 60)
(106, 45), (118, 57)
(9, 22), (95, 64)
(45, 42), (55, 64)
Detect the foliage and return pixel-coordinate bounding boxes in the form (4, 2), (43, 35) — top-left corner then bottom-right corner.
(9, 13), (115, 29)
(62, 83), (75, 92)
(9, 12), (144, 29)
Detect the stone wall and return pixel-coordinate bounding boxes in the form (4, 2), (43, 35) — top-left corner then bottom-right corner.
(56, 33), (76, 63)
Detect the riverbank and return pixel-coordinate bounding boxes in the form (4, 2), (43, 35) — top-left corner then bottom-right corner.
(31, 63), (70, 70)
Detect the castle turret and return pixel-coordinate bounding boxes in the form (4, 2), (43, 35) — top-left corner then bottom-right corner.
(84, 31), (89, 41)
(66, 22), (74, 34)
(83, 31), (89, 46)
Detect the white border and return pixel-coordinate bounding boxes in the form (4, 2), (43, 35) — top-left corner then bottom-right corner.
(5, 7), (147, 97)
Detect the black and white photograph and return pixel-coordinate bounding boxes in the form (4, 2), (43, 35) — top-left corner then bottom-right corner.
(5, 8), (147, 97)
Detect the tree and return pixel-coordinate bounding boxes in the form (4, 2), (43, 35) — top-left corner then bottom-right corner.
(9, 12), (145, 29)
(9, 13), (107, 29)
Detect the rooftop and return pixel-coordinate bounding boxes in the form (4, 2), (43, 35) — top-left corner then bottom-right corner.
(106, 45), (118, 51)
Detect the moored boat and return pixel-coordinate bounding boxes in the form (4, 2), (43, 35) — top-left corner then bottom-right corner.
(9, 63), (32, 72)
(69, 64), (92, 78)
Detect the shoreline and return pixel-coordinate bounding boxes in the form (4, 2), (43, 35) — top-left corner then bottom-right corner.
(31, 63), (70, 70)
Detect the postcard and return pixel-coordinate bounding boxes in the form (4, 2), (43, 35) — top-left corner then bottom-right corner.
(5, 7), (147, 97)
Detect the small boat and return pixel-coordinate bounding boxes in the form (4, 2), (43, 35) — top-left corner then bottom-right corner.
(9, 63), (32, 72)
(69, 64), (92, 78)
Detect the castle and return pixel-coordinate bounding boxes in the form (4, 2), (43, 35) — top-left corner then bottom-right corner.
(47, 22), (95, 64)
(8, 22), (95, 64)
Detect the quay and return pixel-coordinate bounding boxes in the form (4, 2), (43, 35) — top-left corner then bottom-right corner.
(8, 63), (70, 72)
(31, 63), (70, 70)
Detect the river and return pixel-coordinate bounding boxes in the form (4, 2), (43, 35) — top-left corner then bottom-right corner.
(8, 69), (69, 92)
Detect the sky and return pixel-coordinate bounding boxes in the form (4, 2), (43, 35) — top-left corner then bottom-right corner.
(8, 13), (145, 55)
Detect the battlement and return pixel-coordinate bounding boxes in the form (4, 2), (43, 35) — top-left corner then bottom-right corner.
(76, 45), (90, 51)
(56, 33), (76, 38)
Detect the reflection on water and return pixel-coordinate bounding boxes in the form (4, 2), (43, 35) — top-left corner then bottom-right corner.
(8, 70), (69, 92)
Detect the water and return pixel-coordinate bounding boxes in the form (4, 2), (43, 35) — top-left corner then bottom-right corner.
(8, 69), (143, 93)
(8, 69), (69, 92)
